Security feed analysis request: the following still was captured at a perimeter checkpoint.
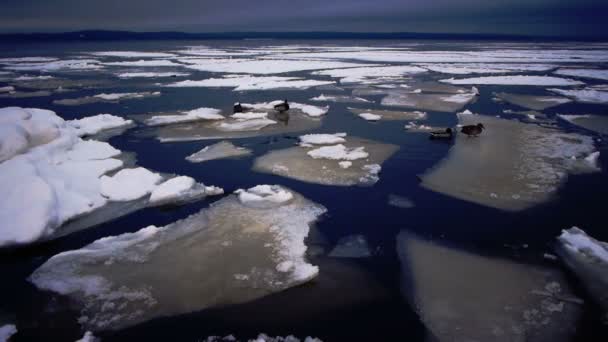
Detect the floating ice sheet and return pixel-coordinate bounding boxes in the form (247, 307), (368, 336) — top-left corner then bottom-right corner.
(3, 59), (103, 71)
(116, 72), (190, 78)
(29, 186), (326, 331)
(68, 114), (134, 137)
(102, 59), (182, 67)
(311, 65), (426, 84)
(167, 75), (333, 91)
(310, 94), (371, 103)
(54, 92), (161, 106)
(558, 114), (608, 135)
(557, 227), (608, 315)
(186, 141), (252, 163)
(145, 107), (224, 126)
(179, 58), (370, 74)
(548, 87), (608, 104)
(420, 113), (600, 211)
(441, 75), (584, 86)
(382, 90), (477, 113)
(348, 107), (427, 121)
(417, 63), (557, 74)
(397, 232), (582, 342)
(91, 51), (177, 58)
(0, 324), (17, 342)
(554, 68), (608, 81)
(494, 92), (572, 111)
(253, 136), (398, 186)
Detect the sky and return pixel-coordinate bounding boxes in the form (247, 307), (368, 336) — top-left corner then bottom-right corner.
(0, 0), (607, 37)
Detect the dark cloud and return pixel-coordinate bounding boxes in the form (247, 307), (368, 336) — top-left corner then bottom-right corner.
(0, 0), (606, 37)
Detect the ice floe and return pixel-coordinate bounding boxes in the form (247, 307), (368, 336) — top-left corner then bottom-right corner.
(311, 65), (426, 84)
(116, 71), (190, 78)
(180, 58), (369, 74)
(494, 92), (572, 111)
(100, 167), (163, 201)
(554, 68), (608, 81)
(358, 113), (382, 121)
(149, 176), (223, 206)
(102, 59), (182, 67)
(441, 75), (584, 86)
(91, 51), (177, 58)
(29, 186), (325, 331)
(381, 90), (477, 112)
(349, 107), (427, 121)
(13, 75), (55, 81)
(68, 114), (134, 137)
(310, 94), (371, 104)
(54, 92), (161, 106)
(75, 331), (98, 342)
(0, 324), (17, 342)
(557, 227), (608, 315)
(558, 114), (608, 135)
(4, 59), (103, 72)
(217, 118), (277, 132)
(186, 141), (252, 163)
(387, 194), (415, 208)
(253, 135), (398, 186)
(397, 232), (583, 342)
(203, 334), (322, 342)
(548, 87), (608, 104)
(329, 235), (372, 258)
(145, 107), (224, 126)
(0, 90), (52, 99)
(0, 86), (14, 93)
(167, 75), (333, 91)
(420, 112), (600, 211)
(299, 133), (347, 146)
(417, 63), (557, 74)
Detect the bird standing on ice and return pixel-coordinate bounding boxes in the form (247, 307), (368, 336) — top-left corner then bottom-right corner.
(274, 100), (290, 113)
(460, 123), (485, 137)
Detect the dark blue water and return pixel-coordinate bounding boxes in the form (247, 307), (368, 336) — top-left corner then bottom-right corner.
(1, 40), (607, 341)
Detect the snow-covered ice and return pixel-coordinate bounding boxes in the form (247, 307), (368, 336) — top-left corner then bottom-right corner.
(382, 90), (477, 113)
(217, 118), (277, 132)
(299, 133), (347, 146)
(102, 59), (182, 67)
(418, 63), (557, 74)
(4, 59), (103, 72)
(100, 167), (163, 201)
(186, 141), (252, 163)
(68, 114), (134, 136)
(116, 71), (190, 78)
(29, 186), (325, 331)
(311, 65), (426, 84)
(145, 107), (224, 126)
(548, 87), (608, 104)
(180, 58), (370, 74)
(75, 331), (98, 342)
(558, 114), (608, 135)
(91, 51), (177, 58)
(149, 176), (223, 206)
(441, 75), (584, 86)
(310, 94), (371, 103)
(0, 324), (17, 342)
(253, 136), (398, 186)
(420, 112), (600, 211)
(167, 75), (333, 91)
(554, 68), (608, 81)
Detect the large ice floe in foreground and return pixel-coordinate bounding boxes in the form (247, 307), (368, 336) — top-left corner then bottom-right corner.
(558, 114), (608, 135)
(253, 133), (398, 186)
(0, 107), (220, 248)
(167, 75), (333, 91)
(494, 92), (572, 111)
(557, 227), (608, 317)
(54, 92), (161, 106)
(397, 232), (583, 342)
(420, 112), (600, 211)
(29, 185), (326, 331)
(141, 101), (327, 142)
(440, 75), (584, 86)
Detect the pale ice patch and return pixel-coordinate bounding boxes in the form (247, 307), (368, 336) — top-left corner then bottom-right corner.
(3, 59), (103, 71)
(494, 92), (572, 111)
(554, 68), (608, 81)
(29, 186), (325, 331)
(357, 113), (381, 121)
(68, 114), (134, 137)
(441, 75), (584, 86)
(167, 75), (333, 91)
(186, 141), (252, 163)
(100, 167), (163, 201)
(417, 63), (557, 74)
(253, 136), (398, 186)
(91, 51), (177, 58)
(397, 232), (583, 342)
(238, 100), (329, 118)
(299, 133), (347, 145)
(116, 71), (189, 78)
(102, 59), (182, 67)
(54, 92), (161, 106)
(348, 107), (427, 121)
(0, 324), (17, 342)
(13, 75), (55, 81)
(231, 112), (269, 120)
(0, 86), (14, 93)
(180, 58), (370, 74)
(311, 65), (426, 84)
(0, 57), (58, 63)
(420, 113), (600, 211)
(0, 90), (52, 99)
(382, 90), (477, 112)
(557, 114), (608, 135)
(548, 87), (608, 104)
(217, 118), (277, 132)
(557, 227), (608, 315)
(329, 235), (372, 258)
(149, 176), (223, 206)
(203, 334), (323, 342)
(145, 107), (224, 126)
(75, 331), (99, 342)
(404, 122), (438, 131)
(310, 94), (371, 103)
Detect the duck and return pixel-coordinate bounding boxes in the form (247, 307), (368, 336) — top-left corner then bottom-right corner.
(429, 128), (453, 140)
(233, 102), (244, 113)
(460, 123), (485, 137)
(274, 100), (290, 113)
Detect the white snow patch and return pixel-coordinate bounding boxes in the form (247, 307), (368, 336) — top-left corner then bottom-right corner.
(68, 114), (133, 136)
(100, 167), (162, 201)
(312, 65), (426, 84)
(235, 185), (293, 208)
(441, 75), (584, 86)
(299, 133), (347, 145)
(358, 113), (382, 121)
(116, 71), (189, 78)
(146, 107), (224, 126)
(554, 68), (608, 81)
(179, 58), (370, 74)
(217, 118), (277, 132)
(307, 144), (369, 161)
(167, 75), (333, 91)
(548, 88), (608, 104)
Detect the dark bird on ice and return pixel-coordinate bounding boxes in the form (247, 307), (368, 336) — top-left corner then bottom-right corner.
(429, 128), (453, 140)
(233, 102), (244, 113)
(274, 100), (290, 113)
(460, 123), (485, 137)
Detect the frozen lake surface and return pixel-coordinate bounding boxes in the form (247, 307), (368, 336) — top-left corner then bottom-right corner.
(0, 39), (607, 342)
